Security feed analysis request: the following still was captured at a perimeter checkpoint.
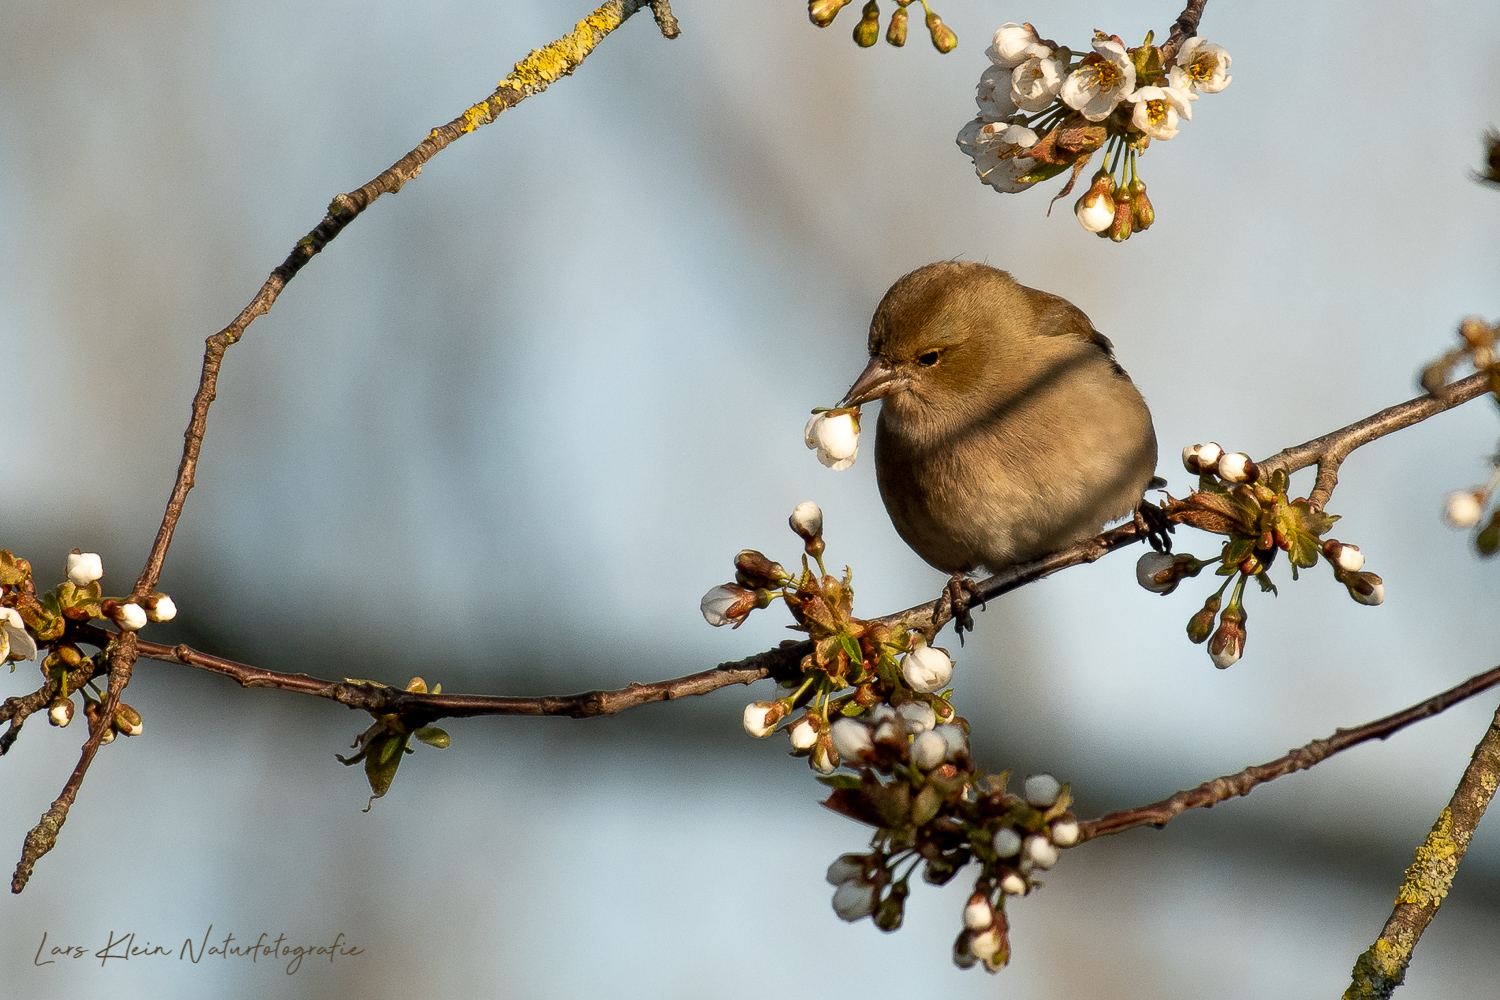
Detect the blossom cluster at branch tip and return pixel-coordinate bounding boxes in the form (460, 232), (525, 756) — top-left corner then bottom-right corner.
(957, 24), (1232, 241)
(66, 550), (103, 587)
(808, 0), (957, 53)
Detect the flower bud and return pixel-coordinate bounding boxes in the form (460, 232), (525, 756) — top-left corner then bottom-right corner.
(114, 703), (143, 737)
(830, 717), (874, 761)
(1186, 592), (1221, 644)
(65, 550), (103, 587)
(869, 702), (897, 725)
(896, 700), (936, 734)
(999, 871), (1027, 896)
(1023, 773), (1061, 807)
(805, 411), (860, 470)
(734, 550), (788, 590)
(885, 4), (907, 45)
(1217, 451), (1258, 484)
(788, 714), (819, 750)
(1050, 818), (1081, 847)
(963, 893), (994, 930)
(810, 737), (837, 774)
(1328, 541), (1364, 573)
(1024, 835), (1059, 870)
(874, 889), (906, 931)
(143, 593), (177, 622)
(700, 583), (758, 628)
(109, 602), (148, 632)
(1129, 179), (1155, 231)
(1348, 571), (1385, 606)
(1182, 441), (1223, 475)
(1444, 490), (1485, 529)
(742, 701), (784, 738)
(1208, 606), (1245, 668)
(1106, 182), (1133, 242)
(789, 501), (824, 542)
(852, 1), (880, 47)
(910, 729), (948, 769)
(970, 925), (1002, 961)
(953, 931), (979, 969)
(901, 644), (953, 693)
(1478, 511), (1500, 555)
(826, 853), (866, 885)
(925, 9), (957, 52)
(48, 697), (74, 728)
(934, 723), (968, 761)
(1075, 173), (1115, 233)
(992, 827), (1022, 857)
(808, 0), (853, 26)
(832, 878), (877, 921)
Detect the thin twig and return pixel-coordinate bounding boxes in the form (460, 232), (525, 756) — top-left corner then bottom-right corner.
(1258, 370), (1492, 509)
(1343, 701), (1500, 1000)
(132, 0), (677, 601)
(1161, 0), (1209, 62)
(133, 635), (808, 719)
(1076, 662), (1500, 842)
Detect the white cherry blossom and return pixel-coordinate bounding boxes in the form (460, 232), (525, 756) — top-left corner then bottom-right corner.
(1060, 35), (1136, 122)
(1173, 37), (1232, 94)
(1126, 85), (1192, 141)
(986, 22), (1050, 69)
(1010, 56), (1063, 113)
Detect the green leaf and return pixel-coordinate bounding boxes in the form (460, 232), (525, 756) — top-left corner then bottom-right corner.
(912, 783), (943, 827)
(838, 634), (863, 666)
(363, 732), (411, 802)
(816, 773), (862, 790)
(414, 726), (450, 748)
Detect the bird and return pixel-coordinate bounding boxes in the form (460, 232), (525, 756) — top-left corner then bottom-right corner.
(838, 260), (1166, 633)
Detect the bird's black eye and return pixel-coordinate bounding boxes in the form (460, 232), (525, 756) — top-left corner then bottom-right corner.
(917, 350), (940, 367)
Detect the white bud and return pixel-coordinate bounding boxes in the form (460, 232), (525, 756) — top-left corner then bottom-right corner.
(1350, 575), (1386, 606)
(66, 551), (103, 587)
(1135, 550), (1178, 594)
(969, 926), (1002, 960)
(1333, 543), (1365, 574)
(992, 827), (1023, 857)
(829, 718), (874, 761)
(1445, 490), (1485, 529)
(1050, 819), (1081, 847)
(805, 412), (860, 471)
(742, 701), (781, 738)
(999, 871), (1028, 896)
(49, 699), (74, 728)
(1075, 187), (1115, 232)
(1209, 634), (1243, 669)
(700, 583), (754, 628)
(896, 701), (936, 734)
(1182, 441), (1223, 474)
(934, 724), (968, 761)
(826, 854), (865, 885)
(868, 702), (898, 725)
(115, 603), (147, 632)
(901, 644), (953, 693)
(1023, 773), (1061, 808)
(873, 720), (903, 745)
(963, 894), (994, 930)
(810, 741), (837, 774)
(1024, 835), (1059, 870)
(789, 500), (824, 540)
(910, 730), (948, 770)
(788, 715), (819, 750)
(1217, 451), (1257, 483)
(831, 879), (877, 921)
(146, 594), (177, 622)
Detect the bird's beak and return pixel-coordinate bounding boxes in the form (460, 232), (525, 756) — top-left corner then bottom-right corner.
(840, 357), (906, 407)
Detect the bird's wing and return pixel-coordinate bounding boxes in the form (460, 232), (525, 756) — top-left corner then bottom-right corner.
(1027, 289), (1127, 377)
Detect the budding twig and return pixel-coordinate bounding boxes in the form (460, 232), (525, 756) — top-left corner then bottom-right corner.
(1161, 0), (1209, 62)
(1075, 661), (1500, 842)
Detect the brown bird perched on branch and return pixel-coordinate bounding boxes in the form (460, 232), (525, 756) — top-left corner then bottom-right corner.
(837, 260), (1167, 633)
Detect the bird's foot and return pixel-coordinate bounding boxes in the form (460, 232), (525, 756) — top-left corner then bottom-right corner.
(1135, 498), (1175, 553)
(941, 572), (986, 645)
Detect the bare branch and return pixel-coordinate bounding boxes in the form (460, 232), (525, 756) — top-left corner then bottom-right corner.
(1161, 0), (1209, 62)
(133, 636), (808, 719)
(1076, 662), (1500, 842)
(132, 0), (677, 601)
(1258, 370), (1492, 509)
(1343, 701), (1500, 999)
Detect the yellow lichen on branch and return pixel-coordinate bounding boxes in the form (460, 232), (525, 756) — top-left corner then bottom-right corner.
(1392, 808), (1459, 908)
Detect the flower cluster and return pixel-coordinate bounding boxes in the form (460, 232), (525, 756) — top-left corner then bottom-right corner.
(702, 504), (1083, 971)
(1141, 444), (1383, 668)
(1422, 315), (1500, 553)
(807, 0), (957, 52)
(0, 549), (176, 744)
(957, 23), (1232, 240)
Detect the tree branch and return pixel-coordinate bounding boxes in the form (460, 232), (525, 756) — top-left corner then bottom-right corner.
(132, 635), (807, 719)
(132, 0), (677, 601)
(1343, 701), (1500, 1000)
(1075, 662), (1500, 842)
(1258, 370), (1492, 510)
(1161, 0), (1209, 62)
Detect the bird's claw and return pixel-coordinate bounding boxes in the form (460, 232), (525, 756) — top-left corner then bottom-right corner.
(942, 573), (985, 645)
(1135, 498), (1174, 554)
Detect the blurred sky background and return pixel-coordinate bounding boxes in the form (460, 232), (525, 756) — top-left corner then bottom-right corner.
(2, 0), (1500, 996)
